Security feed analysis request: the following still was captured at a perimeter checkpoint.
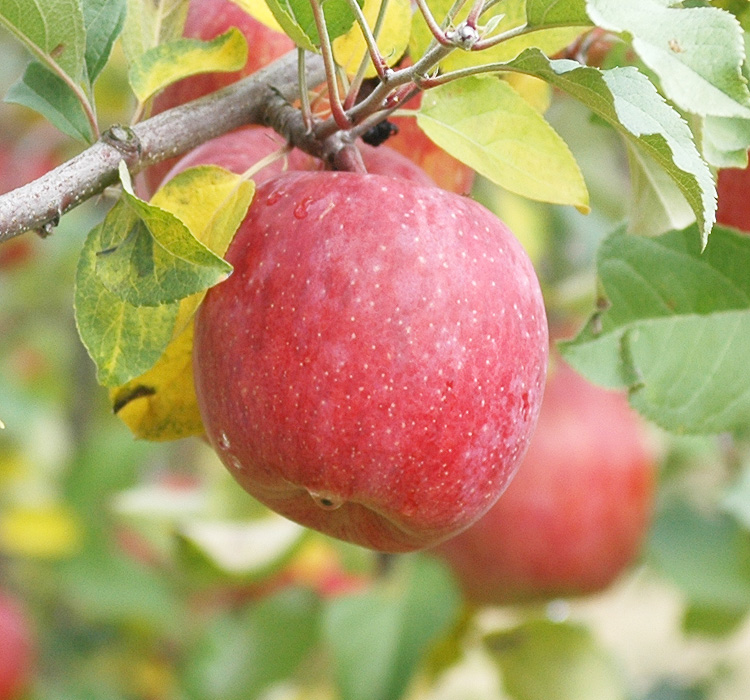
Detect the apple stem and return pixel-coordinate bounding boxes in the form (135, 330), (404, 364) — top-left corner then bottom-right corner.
(330, 142), (368, 173)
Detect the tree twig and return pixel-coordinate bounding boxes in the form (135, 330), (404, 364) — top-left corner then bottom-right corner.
(0, 51), (327, 243)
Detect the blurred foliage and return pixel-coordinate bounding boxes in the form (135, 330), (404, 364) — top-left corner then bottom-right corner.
(3, 9), (750, 700)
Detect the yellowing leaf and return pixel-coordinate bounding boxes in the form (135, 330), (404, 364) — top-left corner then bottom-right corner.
(333, 0), (411, 77)
(503, 74), (551, 114)
(152, 165), (255, 259)
(111, 166), (255, 441)
(417, 76), (589, 210)
(228, 0), (284, 32)
(0, 503), (82, 559)
(128, 28), (248, 102)
(96, 163), (233, 308)
(112, 320), (202, 440)
(75, 205), (181, 388)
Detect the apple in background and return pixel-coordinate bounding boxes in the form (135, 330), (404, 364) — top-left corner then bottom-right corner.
(433, 358), (656, 605)
(716, 160), (750, 233)
(193, 170), (548, 552)
(0, 592), (33, 700)
(158, 125), (437, 190)
(0, 121), (65, 269)
(144, 0), (295, 191)
(0, 239), (35, 271)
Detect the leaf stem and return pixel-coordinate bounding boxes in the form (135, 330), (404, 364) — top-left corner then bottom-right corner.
(347, 0), (392, 88)
(413, 0), (455, 47)
(464, 0), (485, 29)
(308, 0), (352, 129)
(241, 142), (294, 180)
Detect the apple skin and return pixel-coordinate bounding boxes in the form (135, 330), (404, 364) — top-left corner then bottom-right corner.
(159, 126), (437, 190)
(193, 170), (548, 552)
(433, 359), (656, 604)
(716, 160), (750, 233)
(0, 592), (33, 700)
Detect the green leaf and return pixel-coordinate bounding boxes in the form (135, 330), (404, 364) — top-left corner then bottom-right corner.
(586, 0), (750, 118)
(682, 603), (748, 637)
(262, 0), (317, 51)
(5, 61), (94, 142)
(110, 165), (255, 442)
(183, 588), (321, 700)
(324, 554), (460, 700)
(561, 225), (750, 435)
(60, 546), (182, 630)
(486, 620), (627, 700)
(0, 0), (87, 82)
(128, 28), (248, 103)
(82, 0), (126, 83)
(643, 681), (707, 700)
(526, 0), (590, 27)
(74, 202), (180, 387)
(648, 500), (750, 613)
(264, 0), (360, 52)
(702, 116), (750, 169)
(417, 75), (589, 210)
(498, 48), (716, 245)
(722, 462), (750, 530)
(625, 142), (695, 237)
(94, 163), (232, 307)
(121, 0), (188, 65)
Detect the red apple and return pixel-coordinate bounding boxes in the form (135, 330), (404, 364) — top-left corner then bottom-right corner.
(0, 592), (33, 700)
(716, 159), (750, 232)
(158, 126), (437, 190)
(193, 170), (548, 552)
(433, 359), (656, 604)
(144, 0), (295, 191)
(0, 238), (35, 271)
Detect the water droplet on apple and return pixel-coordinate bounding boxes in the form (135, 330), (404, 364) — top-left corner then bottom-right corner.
(308, 490), (344, 510)
(228, 455), (243, 471)
(266, 190), (282, 205)
(294, 196), (314, 219)
(218, 432), (231, 450)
